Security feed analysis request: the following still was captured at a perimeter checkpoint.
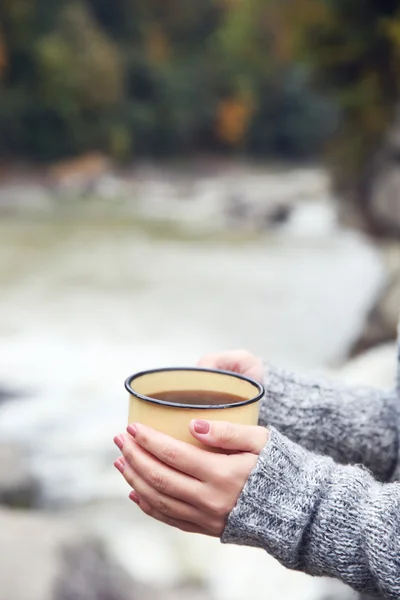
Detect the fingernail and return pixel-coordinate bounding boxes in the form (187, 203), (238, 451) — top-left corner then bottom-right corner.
(114, 458), (125, 474)
(129, 490), (139, 504)
(127, 424), (137, 438)
(193, 420), (210, 434)
(114, 435), (124, 450)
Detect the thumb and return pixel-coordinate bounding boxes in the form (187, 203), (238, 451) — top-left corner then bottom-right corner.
(189, 420), (268, 454)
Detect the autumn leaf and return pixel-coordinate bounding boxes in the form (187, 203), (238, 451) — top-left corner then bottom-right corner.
(215, 97), (253, 145)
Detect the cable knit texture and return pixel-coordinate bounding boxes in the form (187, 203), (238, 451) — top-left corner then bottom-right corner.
(221, 363), (400, 598)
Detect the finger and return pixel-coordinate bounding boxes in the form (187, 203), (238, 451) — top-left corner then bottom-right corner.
(126, 423), (217, 481)
(120, 460), (211, 528)
(189, 420), (268, 454)
(197, 353), (225, 370)
(120, 435), (205, 504)
(132, 494), (210, 535)
(197, 350), (247, 373)
(244, 360), (264, 383)
(197, 350), (263, 382)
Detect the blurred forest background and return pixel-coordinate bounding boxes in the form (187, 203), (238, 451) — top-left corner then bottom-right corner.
(1, 0), (337, 162)
(0, 0), (395, 165)
(2, 0), (400, 233)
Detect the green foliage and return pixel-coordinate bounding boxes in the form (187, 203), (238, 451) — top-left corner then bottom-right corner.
(35, 3), (123, 111)
(283, 0), (400, 198)
(0, 0), (335, 162)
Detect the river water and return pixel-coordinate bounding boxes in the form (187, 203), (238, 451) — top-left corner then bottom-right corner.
(0, 169), (383, 600)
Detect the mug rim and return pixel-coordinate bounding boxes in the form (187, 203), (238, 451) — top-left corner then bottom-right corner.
(125, 367), (265, 410)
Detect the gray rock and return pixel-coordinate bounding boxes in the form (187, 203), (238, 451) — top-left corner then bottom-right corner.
(55, 539), (150, 600)
(334, 105), (400, 239)
(0, 508), (155, 600)
(224, 193), (293, 231)
(349, 285), (398, 356)
(354, 108), (400, 238)
(0, 444), (40, 508)
(0, 387), (13, 404)
(369, 166), (400, 237)
(350, 243), (400, 357)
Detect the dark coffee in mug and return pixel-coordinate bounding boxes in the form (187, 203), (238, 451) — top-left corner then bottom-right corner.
(151, 389), (247, 406)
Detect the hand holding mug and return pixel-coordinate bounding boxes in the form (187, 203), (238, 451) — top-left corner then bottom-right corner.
(117, 350), (266, 535)
(114, 420), (268, 536)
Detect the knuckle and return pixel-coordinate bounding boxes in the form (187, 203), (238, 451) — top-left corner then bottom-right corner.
(162, 444), (178, 464)
(149, 469), (168, 493)
(124, 449), (135, 466)
(219, 463), (237, 484)
(207, 497), (228, 518)
(209, 518), (225, 536)
(155, 497), (170, 515)
(144, 505), (155, 518)
(131, 477), (147, 499)
(140, 500), (153, 516)
(211, 463), (229, 483)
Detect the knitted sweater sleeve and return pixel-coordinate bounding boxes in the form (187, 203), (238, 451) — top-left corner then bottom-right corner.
(259, 365), (399, 481)
(222, 429), (400, 599)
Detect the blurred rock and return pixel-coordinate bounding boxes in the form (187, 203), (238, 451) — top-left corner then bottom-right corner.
(56, 540), (156, 600)
(222, 168), (333, 232)
(0, 507), (157, 600)
(370, 166), (400, 237)
(337, 342), (397, 389)
(365, 110), (400, 237)
(350, 243), (400, 357)
(333, 106), (400, 240)
(0, 386), (15, 404)
(0, 444), (40, 508)
(224, 193), (292, 230)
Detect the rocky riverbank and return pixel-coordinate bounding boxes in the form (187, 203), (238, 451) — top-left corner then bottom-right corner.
(0, 449), (212, 600)
(0, 159), (330, 233)
(1, 505), (212, 600)
(350, 242), (400, 356)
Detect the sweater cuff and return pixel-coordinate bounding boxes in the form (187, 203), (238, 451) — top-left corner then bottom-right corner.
(258, 363), (306, 427)
(221, 427), (335, 570)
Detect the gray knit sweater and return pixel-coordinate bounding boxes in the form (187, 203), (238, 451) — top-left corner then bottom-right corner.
(222, 360), (400, 598)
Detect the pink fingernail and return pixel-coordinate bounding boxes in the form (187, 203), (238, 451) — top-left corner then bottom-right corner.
(129, 491), (139, 504)
(114, 435), (124, 450)
(127, 424), (137, 438)
(114, 458), (125, 474)
(194, 420), (210, 434)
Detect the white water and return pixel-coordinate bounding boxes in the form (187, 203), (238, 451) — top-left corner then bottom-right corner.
(0, 176), (381, 599)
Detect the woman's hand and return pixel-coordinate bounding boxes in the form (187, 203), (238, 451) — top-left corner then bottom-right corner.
(114, 420), (268, 536)
(197, 349), (264, 383)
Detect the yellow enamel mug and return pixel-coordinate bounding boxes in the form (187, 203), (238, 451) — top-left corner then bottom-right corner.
(125, 367), (264, 450)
